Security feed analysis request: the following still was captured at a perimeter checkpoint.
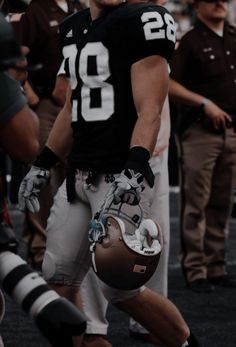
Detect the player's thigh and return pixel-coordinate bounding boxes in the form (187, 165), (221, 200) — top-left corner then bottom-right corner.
(43, 180), (92, 284)
(87, 176), (114, 215)
(100, 282), (145, 303)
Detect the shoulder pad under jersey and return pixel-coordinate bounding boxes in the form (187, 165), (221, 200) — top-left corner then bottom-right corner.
(59, 9), (90, 47)
(106, 3), (176, 63)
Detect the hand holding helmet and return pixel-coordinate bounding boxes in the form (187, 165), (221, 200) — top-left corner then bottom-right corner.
(113, 146), (154, 206)
(113, 169), (144, 205)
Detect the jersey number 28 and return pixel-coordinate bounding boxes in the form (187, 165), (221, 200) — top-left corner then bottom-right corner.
(63, 11), (175, 122)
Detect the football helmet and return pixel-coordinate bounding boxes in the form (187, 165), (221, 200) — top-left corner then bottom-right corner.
(89, 195), (163, 290)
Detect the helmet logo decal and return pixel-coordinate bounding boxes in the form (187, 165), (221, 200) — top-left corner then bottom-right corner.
(133, 264), (147, 273)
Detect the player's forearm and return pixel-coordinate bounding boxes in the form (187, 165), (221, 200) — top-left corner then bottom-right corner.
(131, 55), (169, 154)
(46, 106), (72, 160)
(46, 86), (72, 160)
(130, 113), (161, 154)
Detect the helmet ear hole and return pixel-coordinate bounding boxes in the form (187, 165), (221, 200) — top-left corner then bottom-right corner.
(100, 217), (124, 248)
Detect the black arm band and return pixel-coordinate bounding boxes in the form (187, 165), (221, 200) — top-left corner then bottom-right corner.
(124, 146), (154, 188)
(34, 146), (60, 170)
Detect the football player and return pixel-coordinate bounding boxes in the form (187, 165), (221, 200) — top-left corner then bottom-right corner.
(19, 0), (199, 346)
(79, 0), (174, 343)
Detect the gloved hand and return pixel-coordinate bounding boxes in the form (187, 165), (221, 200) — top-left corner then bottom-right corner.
(113, 169), (144, 205)
(18, 165), (50, 213)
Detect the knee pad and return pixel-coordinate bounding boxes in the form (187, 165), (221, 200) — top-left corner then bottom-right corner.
(42, 251), (57, 281)
(42, 251), (84, 286)
(101, 282), (145, 304)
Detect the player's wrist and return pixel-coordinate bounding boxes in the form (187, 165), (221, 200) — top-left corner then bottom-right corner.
(125, 146), (150, 171)
(34, 146), (60, 170)
(124, 146), (154, 187)
(199, 97), (209, 111)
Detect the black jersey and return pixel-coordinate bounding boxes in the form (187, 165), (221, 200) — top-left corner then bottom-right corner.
(60, 2), (176, 172)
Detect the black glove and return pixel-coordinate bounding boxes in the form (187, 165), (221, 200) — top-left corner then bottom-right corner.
(113, 147), (154, 206)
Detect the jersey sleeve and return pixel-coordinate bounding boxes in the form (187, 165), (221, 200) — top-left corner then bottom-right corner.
(119, 5), (176, 65)
(0, 72), (27, 126)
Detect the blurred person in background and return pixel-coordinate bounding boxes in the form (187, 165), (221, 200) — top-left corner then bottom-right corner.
(10, 0), (84, 271)
(227, 0), (236, 26)
(169, 0), (236, 293)
(0, 12), (86, 346)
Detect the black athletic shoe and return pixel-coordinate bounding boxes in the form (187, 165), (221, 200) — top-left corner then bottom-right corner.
(208, 274), (236, 288)
(187, 278), (215, 293)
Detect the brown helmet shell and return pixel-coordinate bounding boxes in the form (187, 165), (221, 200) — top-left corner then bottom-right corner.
(91, 216), (162, 290)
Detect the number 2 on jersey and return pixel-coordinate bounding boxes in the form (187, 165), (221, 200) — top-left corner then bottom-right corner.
(141, 12), (176, 42)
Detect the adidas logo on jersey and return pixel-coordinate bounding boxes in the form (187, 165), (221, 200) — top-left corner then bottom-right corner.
(66, 30), (73, 38)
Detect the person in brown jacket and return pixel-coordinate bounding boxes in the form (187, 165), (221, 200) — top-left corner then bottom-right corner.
(169, 0), (236, 293)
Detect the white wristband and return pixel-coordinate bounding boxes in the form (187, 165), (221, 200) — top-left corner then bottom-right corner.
(200, 97), (209, 109)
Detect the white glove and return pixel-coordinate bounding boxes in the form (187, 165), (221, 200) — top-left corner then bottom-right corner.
(18, 165), (50, 213)
(113, 169), (144, 205)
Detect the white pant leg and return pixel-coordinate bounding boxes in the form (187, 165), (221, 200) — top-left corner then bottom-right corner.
(129, 149), (170, 334)
(0, 290), (5, 347)
(81, 271), (145, 335)
(148, 149), (170, 296)
(81, 270), (109, 335)
(0, 289), (5, 324)
(42, 178), (93, 285)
